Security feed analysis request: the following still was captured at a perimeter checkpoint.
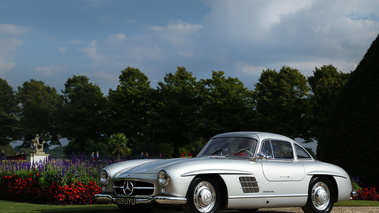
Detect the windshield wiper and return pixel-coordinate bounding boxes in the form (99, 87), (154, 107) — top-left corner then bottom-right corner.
(210, 148), (226, 156)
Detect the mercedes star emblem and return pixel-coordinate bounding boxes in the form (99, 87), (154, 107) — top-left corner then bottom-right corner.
(123, 180), (134, 195)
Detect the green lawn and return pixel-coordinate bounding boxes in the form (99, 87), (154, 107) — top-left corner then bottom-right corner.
(335, 200), (379, 206)
(0, 200), (118, 213)
(0, 200), (378, 213)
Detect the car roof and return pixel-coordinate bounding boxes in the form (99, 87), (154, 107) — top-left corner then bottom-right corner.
(212, 131), (294, 142)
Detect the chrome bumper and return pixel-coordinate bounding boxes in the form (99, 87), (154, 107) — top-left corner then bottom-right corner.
(95, 194), (187, 205)
(351, 189), (358, 198)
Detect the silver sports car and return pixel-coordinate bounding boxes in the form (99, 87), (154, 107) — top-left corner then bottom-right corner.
(95, 132), (355, 213)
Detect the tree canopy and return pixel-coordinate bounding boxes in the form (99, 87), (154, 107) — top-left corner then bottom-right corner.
(317, 33), (379, 188)
(108, 67), (152, 145)
(153, 67), (201, 157)
(0, 62), (357, 161)
(0, 78), (18, 146)
(60, 75), (107, 153)
(254, 66), (310, 140)
(17, 79), (61, 147)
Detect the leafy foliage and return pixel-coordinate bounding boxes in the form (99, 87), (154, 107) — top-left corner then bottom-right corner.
(106, 133), (132, 159)
(254, 66), (310, 140)
(307, 65), (350, 140)
(153, 67), (201, 157)
(0, 78), (18, 145)
(108, 67), (152, 146)
(196, 71), (254, 139)
(60, 75), (107, 153)
(17, 80), (62, 147)
(317, 34), (379, 188)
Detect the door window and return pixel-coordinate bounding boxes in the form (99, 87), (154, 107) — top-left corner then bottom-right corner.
(271, 140), (293, 159)
(261, 140), (273, 159)
(295, 144), (312, 159)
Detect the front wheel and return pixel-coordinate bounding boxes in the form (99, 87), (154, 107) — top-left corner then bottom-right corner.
(182, 176), (221, 213)
(302, 177), (335, 213)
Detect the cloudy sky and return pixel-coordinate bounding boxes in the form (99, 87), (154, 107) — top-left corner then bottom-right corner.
(1, 0), (378, 93)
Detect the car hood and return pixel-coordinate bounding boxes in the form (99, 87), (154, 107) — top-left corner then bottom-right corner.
(117, 158), (193, 176)
(115, 156), (255, 178)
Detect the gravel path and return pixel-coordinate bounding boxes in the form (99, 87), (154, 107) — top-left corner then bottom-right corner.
(150, 207), (379, 213)
(256, 207), (379, 213)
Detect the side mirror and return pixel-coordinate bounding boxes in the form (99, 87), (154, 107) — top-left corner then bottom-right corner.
(252, 152), (265, 161)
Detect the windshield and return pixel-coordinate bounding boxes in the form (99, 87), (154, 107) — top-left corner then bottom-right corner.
(197, 137), (257, 158)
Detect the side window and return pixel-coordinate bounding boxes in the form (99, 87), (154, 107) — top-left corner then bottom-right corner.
(271, 140), (294, 159)
(261, 140), (273, 158)
(295, 144), (312, 159)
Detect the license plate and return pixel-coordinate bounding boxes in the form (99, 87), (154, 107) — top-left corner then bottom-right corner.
(115, 197), (139, 205)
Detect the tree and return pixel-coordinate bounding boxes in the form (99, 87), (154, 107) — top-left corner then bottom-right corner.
(254, 66), (310, 140)
(60, 75), (107, 153)
(317, 34), (379, 188)
(196, 71), (255, 140)
(0, 78), (19, 146)
(307, 65), (350, 140)
(17, 79), (62, 147)
(153, 67), (200, 157)
(108, 67), (152, 146)
(106, 133), (132, 160)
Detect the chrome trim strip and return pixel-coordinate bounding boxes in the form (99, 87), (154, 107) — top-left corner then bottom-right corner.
(181, 169), (252, 177)
(134, 187), (156, 190)
(94, 194), (187, 205)
(229, 193), (308, 199)
(306, 171), (347, 178)
(114, 186), (156, 190)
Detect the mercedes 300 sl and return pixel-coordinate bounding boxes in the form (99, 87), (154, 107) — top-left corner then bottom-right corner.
(95, 132), (355, 213)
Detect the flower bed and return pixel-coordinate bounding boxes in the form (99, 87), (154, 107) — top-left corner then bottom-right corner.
(351, 176), (379, 201)
(0, 155), (118, 204)
(356, 187), (379, 201)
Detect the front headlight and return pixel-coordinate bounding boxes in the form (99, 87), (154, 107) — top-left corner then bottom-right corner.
(100, 170), (109, 185)
(158, 170), (170, 186)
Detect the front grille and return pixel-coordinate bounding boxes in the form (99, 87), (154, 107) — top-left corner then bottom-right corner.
(239, 176), (259, 193)
(114, 180), (156, 197)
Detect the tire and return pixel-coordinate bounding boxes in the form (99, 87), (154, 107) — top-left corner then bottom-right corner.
(302, 177), (335, 213)
(182, 176), (221, 213)
(118, 204), (152, 213)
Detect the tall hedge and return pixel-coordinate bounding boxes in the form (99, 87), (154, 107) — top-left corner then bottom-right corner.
(317, 33), (379, 187)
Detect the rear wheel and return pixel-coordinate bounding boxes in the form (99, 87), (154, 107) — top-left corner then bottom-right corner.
(302, 177), (335, 213)
(182, 176), (221, 213)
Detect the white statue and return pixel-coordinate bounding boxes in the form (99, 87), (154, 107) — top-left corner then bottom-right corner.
(32, 134), (45, 154)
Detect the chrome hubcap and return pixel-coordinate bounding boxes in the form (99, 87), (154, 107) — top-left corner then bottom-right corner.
(193, 181), (216, 212)
(311, 182), (330, 210)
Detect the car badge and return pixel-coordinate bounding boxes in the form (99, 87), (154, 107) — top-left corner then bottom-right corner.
(123, 180), (134, 195)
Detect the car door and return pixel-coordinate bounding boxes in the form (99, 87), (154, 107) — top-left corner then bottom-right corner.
(260, 139), (305, 182)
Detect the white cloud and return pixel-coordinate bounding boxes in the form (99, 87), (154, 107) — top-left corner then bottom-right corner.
(58, 47), (67, 53)
(177, 50), (194, 58)
(79, 39), (107, 68)
(150, 20), (203, 46)
(199, 0), (379, 76)
(106, 33), (126, 45)
(0, 24), (30, 35)
(0, 37), (23, 76)
(0, 57), (16, 77)
(35, 65), (66, 76)
(0, 24), (29, 76)
(202, 0), (312, 42)
(151, 20), (203, 34)
(235, 62), (266, 76)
